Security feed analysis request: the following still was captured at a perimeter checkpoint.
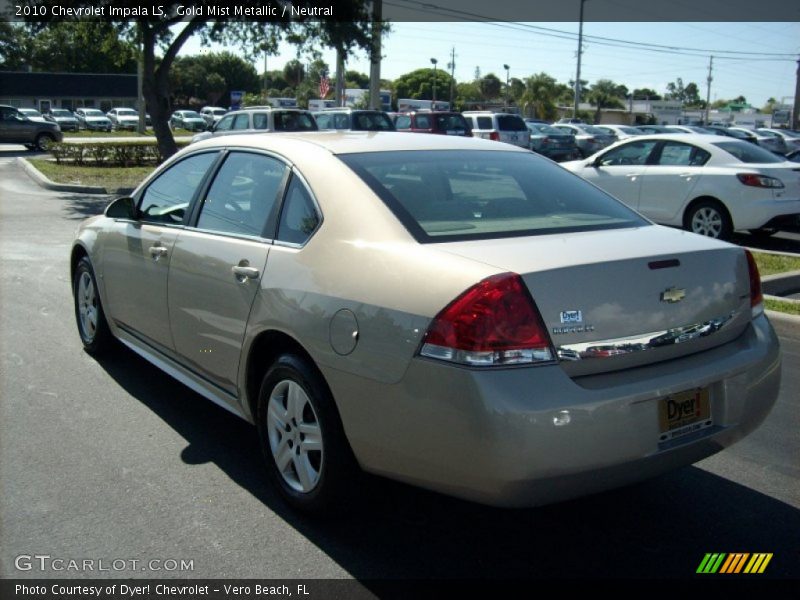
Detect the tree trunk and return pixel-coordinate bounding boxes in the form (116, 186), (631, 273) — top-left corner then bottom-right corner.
(140, 23), (177, 160)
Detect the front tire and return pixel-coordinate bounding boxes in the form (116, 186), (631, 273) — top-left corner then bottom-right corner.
(684, 200), (732, 240)
(73, 256), (113, 355)
(257, 354), (358, 513)
(34, 133), (54, 152)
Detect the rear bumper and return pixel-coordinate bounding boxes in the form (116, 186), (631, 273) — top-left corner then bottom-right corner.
(327, 314), (781, 507)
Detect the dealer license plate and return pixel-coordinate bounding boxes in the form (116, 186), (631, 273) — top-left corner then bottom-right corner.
(658, 387), (711, 442)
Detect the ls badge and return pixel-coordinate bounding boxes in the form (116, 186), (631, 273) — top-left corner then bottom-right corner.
(661, 287), (687, 304)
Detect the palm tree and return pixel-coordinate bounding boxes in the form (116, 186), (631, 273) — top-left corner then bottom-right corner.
(587, 79), (625, 123)
(520, 73), (559, 120)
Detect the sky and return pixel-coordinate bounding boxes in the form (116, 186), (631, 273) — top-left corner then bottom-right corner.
(180, 21), (799, 108)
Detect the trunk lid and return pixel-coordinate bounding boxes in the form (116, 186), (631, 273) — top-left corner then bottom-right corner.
(437, 225), (752, 377)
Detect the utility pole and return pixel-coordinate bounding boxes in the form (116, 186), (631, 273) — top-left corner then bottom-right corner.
(794, 57), (800, 130)
(448, 47), (456, 107)
(368, 0), (382, 110)
(704, 55), (713, 125)
(573, 0), (587, 118)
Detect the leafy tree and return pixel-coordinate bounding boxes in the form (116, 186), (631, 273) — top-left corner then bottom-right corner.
(345, 69), (369, 89)
(479, 73), (502, 100)
(170, 52), (260, 107)
(632, 88), (662, 101)
(1, 21), (136, 73)
(587, 79), (625, 123)
(454, 81), (482, 110)
(508, 78), (526, 103)
(665, 78), (703, 106)
(283, 59), (305, 88)
(394, 68), (454, 101)
(519, 73), (560, 120)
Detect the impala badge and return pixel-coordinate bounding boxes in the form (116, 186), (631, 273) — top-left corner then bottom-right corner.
(661, 287), (686, 304)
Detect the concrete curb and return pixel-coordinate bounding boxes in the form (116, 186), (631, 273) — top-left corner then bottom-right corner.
(17, 157), (108, 194)
(762, 270), (800, 296)
(766, 309), (800, 338)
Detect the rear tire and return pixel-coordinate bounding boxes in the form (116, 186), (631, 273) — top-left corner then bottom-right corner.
(684, 200), (732, 241)
(73, 256), (113, 355)
(257, 354), (359, 514)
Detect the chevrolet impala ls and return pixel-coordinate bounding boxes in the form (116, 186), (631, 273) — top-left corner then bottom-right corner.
(71, 132), (781, 512)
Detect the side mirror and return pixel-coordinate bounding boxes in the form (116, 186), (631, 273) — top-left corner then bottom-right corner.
(105, 196), (137, 220)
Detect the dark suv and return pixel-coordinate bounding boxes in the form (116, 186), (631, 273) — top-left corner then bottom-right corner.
(393, 111), (471, 136)
(313, 109), (395, 131)
(0, 104), (63, 151)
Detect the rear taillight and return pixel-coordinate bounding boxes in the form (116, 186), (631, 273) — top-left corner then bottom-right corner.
(745, 250), (764, 317)
(737, 173), (784, 188)
(489, 131), (500, 141)
(419, 273), (555, 367)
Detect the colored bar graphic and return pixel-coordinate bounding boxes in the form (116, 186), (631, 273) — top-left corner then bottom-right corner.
(698, 552), (772, 574)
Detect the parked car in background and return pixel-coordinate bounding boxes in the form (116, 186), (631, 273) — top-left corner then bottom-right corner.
(75, 108), (113, 132)
(71, 131), (780, 513)
(526, 122), (578, 161)
(393, 111), (471, 136)
(757, 128), (800, 154)
(170, 110), (207, 132)
(462, 111), (530, 148)
(18, 108), (48, 123)
(786, 148), (800, 162)
(563, 134), (800, 240)
(191, 107), (318, 143)
(636, 125), (678, 134)
(44, 108), (79, 131)
(314, 108), (395, 131)
(728, 127), (786, 155)
(553, 123), (615, 157)
(595, 124), (645, 139)
(703, 125), (757, 144)
(0, 104), (63, 150)
(665, 125), (712, 135)
(106, 107), (140, 131)
(200, 106), (227, 127)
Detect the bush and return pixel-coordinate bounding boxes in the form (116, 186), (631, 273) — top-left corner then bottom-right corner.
(50, 140), (190, 166)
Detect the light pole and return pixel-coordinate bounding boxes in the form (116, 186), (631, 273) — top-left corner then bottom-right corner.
(503, 64), (510, 109)
(430, 57), (438, 106)
(573, 0), (588, 118)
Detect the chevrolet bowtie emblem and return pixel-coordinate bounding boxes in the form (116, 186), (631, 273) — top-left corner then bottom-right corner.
(661, 287), (686, 303)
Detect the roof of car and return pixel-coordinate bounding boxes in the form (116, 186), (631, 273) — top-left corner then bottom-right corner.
(189, 130), (526, 156)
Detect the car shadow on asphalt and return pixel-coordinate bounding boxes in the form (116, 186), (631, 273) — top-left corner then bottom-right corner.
(732, 230), (800, 254)
(93, 345), (800, 583)
(59, 193), (113, 220)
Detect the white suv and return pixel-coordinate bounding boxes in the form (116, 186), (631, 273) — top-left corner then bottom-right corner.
(462, 111), (530, 148)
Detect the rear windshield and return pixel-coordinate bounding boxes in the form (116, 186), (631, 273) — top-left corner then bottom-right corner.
(496, 115), (527, 131)
(339, 150), (648, 242)
(529, 124), (562, 135)
(583, 125), (611, 136)
(713, 141), (784, 164)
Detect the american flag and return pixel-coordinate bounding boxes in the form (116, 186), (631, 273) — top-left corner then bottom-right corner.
(319, 75), (330, 99)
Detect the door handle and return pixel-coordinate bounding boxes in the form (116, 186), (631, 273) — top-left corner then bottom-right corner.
(149, 245), (168, 259)
(232, 264), (260, 282)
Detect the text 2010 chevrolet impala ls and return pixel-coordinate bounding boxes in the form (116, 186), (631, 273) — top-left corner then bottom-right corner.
(71, 132), (781, 512)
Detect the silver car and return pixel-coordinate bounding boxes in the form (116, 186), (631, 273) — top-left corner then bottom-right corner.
(71, 132), (781, 512)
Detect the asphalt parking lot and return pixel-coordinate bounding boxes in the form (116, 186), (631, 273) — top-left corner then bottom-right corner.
(0, 152), (798, 591)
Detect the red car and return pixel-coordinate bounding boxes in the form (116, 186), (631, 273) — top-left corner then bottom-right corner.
(393, 111), (471, 136)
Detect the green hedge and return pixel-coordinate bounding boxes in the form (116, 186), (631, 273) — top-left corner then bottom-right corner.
(50, 140), (190, 167)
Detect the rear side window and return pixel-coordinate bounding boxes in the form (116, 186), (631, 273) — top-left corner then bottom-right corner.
(496, 115), (526, 131)
(274, 111), (317, 131)
(197, 152), (287, 237)
(435, 114), (469, 133)
(656, 142), (710, 166)
(252, 113), (269, 129)
(713, 141), (784, 164)
(139, 152), (218, 224)
(277, 177), (320, 245)
(232, 114), (250, 130)
(476, 116), (493, 129)
(340, 150), (648, 242)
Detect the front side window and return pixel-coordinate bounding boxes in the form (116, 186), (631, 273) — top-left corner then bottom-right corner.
(139, 152), (218, 224)
(276, 177), (320, 245)
(394, 115), (411, 129)
(415, 114), (431, 129)
(597, 140), (658, 166)
(197, 152), (288, 237)
(215, 115), (235, 131)
(340, 150), (648, 242)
